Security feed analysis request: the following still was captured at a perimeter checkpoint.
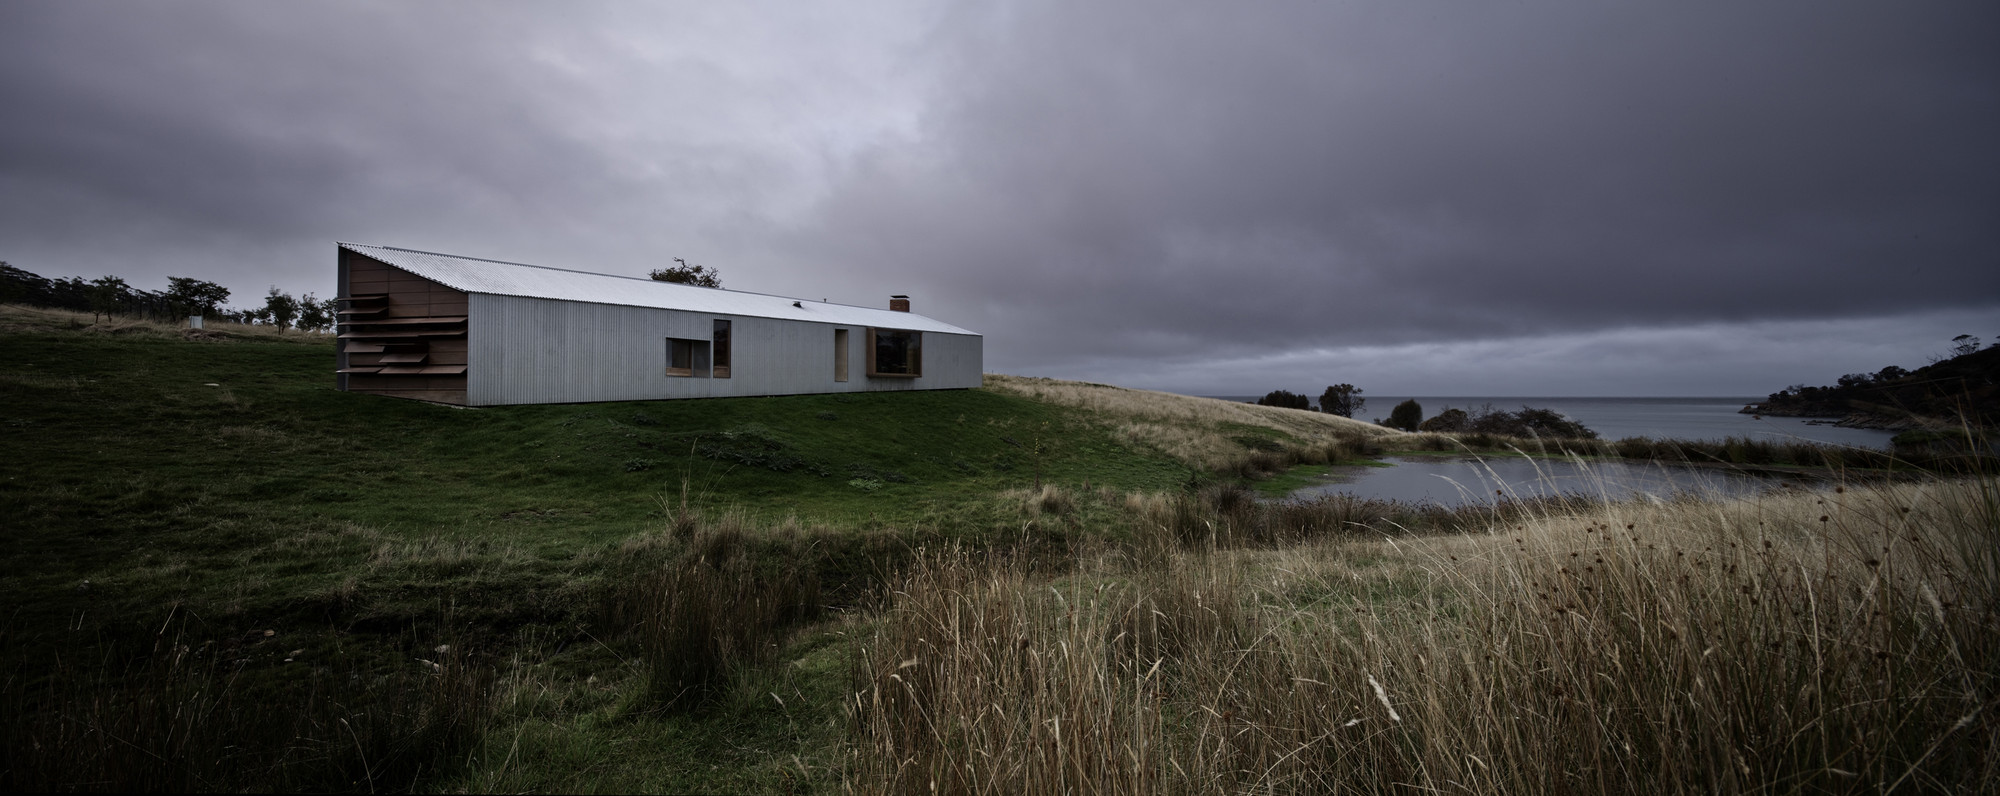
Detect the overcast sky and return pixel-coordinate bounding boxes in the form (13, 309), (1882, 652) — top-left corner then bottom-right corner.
(4, 1), (1995, 396)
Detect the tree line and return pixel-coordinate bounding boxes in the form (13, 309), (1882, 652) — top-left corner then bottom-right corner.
(1254, 385), (1597, 438)
(1254, 384), (1365, 417)
(0, 261), (337, 332)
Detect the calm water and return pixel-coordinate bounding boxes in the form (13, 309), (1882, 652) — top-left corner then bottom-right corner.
(1288, 455), (1796, 507)
(1206, 395), (1898, 449)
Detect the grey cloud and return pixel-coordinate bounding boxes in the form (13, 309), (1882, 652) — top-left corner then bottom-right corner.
(792, 0), (2000, 373)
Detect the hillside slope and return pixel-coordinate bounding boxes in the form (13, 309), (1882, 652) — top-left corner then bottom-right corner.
(985, 374), (1396, 471)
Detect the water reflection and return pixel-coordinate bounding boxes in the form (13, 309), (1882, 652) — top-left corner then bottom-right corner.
(1288, 455), (1793, 507)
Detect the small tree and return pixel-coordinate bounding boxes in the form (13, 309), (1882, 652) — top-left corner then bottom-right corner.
(87, 275), (128, 323)
(1319, 384), (1364, 418)
(1256, 390), (1312, 410)
(296, 293), (337, 333)
(650, 258), (722, 288)
(165, 276), (231, 318)
(1950, 334), (1981, 358)
(261, 287), (300, 331)
(1386, 399), (1423, 431)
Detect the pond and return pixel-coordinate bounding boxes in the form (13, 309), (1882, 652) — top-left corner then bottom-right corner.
(1286, 455), (1803, 507)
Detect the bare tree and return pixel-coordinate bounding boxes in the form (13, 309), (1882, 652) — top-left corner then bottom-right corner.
(649, 258), (722, 288)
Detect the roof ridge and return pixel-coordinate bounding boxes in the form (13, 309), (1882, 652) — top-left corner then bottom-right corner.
(340, 241), (667, 285)
(335, 241), (922, 317)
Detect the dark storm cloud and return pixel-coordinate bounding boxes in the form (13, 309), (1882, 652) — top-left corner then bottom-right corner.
(1, 1), (1994, 394)
(793, 1), (2000, 370)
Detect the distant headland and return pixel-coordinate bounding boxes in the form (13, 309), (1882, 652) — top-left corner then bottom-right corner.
(1741, 336), (1998, 431)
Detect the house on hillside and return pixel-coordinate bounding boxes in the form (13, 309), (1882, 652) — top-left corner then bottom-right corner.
(334, 242), (982, 406)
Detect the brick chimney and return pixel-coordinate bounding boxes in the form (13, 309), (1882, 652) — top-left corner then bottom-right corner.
(890, 294), (910, 312)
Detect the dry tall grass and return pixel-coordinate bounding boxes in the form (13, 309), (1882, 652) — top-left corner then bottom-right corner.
(984, 374), (1396, 472)
(848, 474), (2000, 793)
(0, 303), (325, 341)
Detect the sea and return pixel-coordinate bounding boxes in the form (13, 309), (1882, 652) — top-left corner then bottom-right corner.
(1201, 395), (1900, 450)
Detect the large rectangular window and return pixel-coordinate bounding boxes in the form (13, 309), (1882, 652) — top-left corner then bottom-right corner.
(712, 319), (731, 378)
(666, 337), (708, 377)
(867, 328), (921, 378)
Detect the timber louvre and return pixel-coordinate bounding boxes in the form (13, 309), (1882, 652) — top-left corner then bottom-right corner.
(334, 242), (982, 406)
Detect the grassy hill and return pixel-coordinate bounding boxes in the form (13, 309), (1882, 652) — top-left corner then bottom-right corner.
(4, 306), (1383, 637)
(0, 306), (1389, 791)
(4, 305), (1991, 793)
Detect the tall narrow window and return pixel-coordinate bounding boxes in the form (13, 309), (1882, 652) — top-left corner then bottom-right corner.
(833, 328), (849, 382)
(712, 319), (731, 378)
(866, 328), (921, 377)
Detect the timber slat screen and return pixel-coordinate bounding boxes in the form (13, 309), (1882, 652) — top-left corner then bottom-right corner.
(338, 251), (470, 404)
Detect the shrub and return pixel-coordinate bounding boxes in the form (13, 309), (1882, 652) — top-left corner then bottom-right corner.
(1433, 404), (1598, 439)
(1255, 390), (1312, 410)
(1385, 399), (1423, 431)
(1417, 407), (1468, 433)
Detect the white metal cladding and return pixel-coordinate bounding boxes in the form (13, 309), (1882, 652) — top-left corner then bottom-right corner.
(339, 242), (975, 336)
(467, 294), (983, 405)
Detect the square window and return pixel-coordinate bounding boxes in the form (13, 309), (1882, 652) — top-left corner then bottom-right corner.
(666, 337), (708, 377)
(867, 328), (921, 377)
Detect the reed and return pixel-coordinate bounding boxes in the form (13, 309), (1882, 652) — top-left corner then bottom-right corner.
(848, 545), (1170, 795)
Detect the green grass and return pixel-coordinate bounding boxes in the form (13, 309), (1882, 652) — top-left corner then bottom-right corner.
(0, 328), (1189, 616)
(456, 623), (856, 794)
(0, 321), (1199, 791)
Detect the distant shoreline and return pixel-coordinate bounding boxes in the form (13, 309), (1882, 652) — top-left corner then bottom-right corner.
(1194, 394), (1895, 449)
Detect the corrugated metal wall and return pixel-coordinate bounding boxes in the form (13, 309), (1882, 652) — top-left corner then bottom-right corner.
(466, 294), (982, 406)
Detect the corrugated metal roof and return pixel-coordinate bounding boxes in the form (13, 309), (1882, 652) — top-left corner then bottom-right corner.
(338, 242), (979, 336)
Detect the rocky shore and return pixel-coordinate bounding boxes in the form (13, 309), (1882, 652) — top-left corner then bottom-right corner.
(1737, 404), (1948, 432)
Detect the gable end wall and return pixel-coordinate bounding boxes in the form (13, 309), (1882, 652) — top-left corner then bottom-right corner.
(338, 250), (470, 405)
